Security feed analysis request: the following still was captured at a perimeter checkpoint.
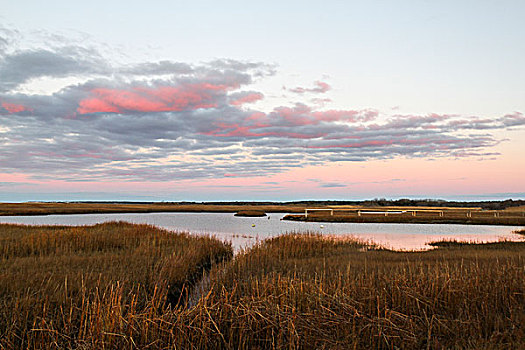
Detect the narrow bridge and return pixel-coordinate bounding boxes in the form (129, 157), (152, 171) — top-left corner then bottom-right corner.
(304, 207), (484, 218)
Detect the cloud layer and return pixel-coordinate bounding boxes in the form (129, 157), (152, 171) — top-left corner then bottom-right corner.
(1, 31), (524, 182)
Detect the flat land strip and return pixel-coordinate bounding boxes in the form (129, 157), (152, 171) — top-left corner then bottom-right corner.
(1, 224), (523, 349)
(0, 202), (306, 216)
(284, 208), (525, 226)
(1, 202), (524, 225)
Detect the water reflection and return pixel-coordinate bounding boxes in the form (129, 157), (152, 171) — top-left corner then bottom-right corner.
(0, 212), (522, 251)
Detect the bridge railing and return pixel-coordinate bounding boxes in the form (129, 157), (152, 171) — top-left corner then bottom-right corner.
(304, 208), (484, 218)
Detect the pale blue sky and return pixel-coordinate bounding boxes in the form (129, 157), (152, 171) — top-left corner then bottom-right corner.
(2, 0), (524, 114)
(1, 1), (524, 201)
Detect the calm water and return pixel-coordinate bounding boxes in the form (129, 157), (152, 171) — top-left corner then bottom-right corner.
(0, 212), (522, 251)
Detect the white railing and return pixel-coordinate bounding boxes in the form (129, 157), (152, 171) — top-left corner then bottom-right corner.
(304, 208), (485, 218)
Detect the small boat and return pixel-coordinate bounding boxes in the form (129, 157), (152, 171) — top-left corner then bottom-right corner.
(252, 224), (256, 227)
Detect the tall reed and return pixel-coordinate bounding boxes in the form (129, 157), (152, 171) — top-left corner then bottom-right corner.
(1, 226), (523, 349)
(196, 234), (525, 349)
(0, 222), (232, 348)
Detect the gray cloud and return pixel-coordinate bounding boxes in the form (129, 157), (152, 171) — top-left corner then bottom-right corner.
(289, 81), (331, 94)
(0, 31), (522, 182)
(319, 182), (347, 188)
(0, 182), (38, 187)
(0, 46), (111, 92)
(120, 61), (194, 76)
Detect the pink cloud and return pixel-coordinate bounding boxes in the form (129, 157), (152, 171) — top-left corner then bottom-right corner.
(77, 83), (228, 114)
(307, 137), (463, 150)
(272, 104), (314, 126)
(270, 105), (377, 126)
(1, 102), (32, 114)
(202, 104), (378, 139)
(308, 140), (394, 149)
(313, 81), (331, 93)
(229, 91), (264, 106)
(204, 122), (326, 139)
(289, 87), (307, 94)
(289, 81), (331, 94)
(312, 109), (378, 123)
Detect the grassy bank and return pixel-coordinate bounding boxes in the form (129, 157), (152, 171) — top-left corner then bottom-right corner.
(196, 235), (525, 349)
(0, 222), (233, 348)
(284, 211), (525, 226)
(1, 224), (523, 349)
(2, 201), (524, 220)
(234, 209), (267, 217)
(0, 202), (305, 216)
(2, 202), (524, 226)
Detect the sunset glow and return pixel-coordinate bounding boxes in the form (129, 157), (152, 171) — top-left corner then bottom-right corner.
(0, 1), (524, 201)
(1, 102), (31, 114)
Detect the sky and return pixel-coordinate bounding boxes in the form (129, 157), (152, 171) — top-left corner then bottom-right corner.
(0, 0), (524, 202)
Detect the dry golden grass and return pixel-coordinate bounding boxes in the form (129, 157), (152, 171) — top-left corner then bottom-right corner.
(0, 222), (232, 349)
(1, 224), (524, 349)
(505, 205), (525, 212)
(285, 209), (525, 226)
(194, 234), (525, 349)
(330, 205), (483, 210)
(234, 209), (267, 217)
(0, 202), (306, 216)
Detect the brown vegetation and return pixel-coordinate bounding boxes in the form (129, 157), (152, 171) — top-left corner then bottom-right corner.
(2, 201), (524, 222)
(0, 222), (232, 348)
(505, 205), (525, 212)
(0, 202), (305, 216)
(234, 210), (267, 217)
(284, 209), (525, 226)
(1, 224), (523, 349)
(194, 234), (525, 349)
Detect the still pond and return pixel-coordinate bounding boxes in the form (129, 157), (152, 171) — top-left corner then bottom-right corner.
(1, 212), (522, 251)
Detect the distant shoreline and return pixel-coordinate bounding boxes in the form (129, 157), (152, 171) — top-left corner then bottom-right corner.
(0, 201), (523, 226)
(282, 214), (525, 226)
(0, 202), (302, 216)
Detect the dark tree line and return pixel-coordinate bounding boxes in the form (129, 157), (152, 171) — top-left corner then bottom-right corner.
(67, 199), (525, 210)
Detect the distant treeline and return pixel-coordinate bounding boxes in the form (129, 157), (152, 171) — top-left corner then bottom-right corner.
(63, 199), (525, 210)
(285, 199), (525, 210)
